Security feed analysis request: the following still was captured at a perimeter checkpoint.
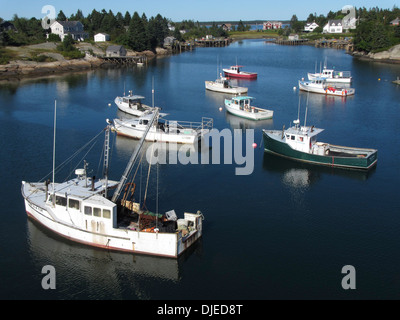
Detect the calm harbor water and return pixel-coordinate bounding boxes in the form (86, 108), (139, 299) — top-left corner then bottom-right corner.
(1, 39), (400, 300)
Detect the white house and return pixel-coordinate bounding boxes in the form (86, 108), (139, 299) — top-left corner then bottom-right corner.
(323, 20), (343, 34)
(94, 33), (110, 42)
(304, 22), (319, 32)
(48, 20), (88, 41)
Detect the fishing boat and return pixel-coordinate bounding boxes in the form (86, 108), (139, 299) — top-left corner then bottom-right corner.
(114, 91), (156, 117)
(205, 73), (248, 94)
(262, 115), (378, 171)
(298, 78), (355, 96)
(222, 65), (257, 79)
(308, 60), (352, 83)
(224, 96), (273, 120)
(113, 111), (213, 144)
(21, 104), (204, 258)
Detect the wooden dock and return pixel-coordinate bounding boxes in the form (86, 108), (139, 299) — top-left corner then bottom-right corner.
(195, 38), (232, 47)
(314, 39), (353, 52)
(100, 56), (148, 65)
(275, 39), (309, 46)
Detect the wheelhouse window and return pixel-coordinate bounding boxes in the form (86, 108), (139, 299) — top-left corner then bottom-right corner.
(55, 196), (67, 206)
(93, 207), (101, 217)
(291, 135), (295, 140)
(84, 206), (92, 215)
(103, 209), (111, 219)
(68, 199), (80, 210)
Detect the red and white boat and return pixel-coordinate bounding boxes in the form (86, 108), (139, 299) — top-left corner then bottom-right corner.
(223, 65), (257, 79)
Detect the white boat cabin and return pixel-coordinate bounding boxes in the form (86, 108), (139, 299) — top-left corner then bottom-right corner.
(284, 121), (324, 154)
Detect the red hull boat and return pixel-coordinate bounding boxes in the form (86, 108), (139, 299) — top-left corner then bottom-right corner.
(223, 65), (257, 79)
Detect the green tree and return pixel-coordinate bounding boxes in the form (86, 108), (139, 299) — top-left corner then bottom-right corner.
(128, 12), (148, 51)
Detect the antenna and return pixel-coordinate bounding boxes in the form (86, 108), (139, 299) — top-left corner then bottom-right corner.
(304, 92), (309, 128)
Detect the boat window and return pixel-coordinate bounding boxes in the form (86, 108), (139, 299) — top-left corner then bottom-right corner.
(285, 134), (290, 139)
(68, 199), (80, 210)
(298, 136), (304, 142)
(84, 206), (92, 215)
(291, 135), (295, 140)
(103, 209), (111, 219)
(55, 196), (67, 206)
(94, 207), (101, 217)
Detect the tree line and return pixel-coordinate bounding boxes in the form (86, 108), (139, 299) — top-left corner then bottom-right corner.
(0, 9), (229, 51)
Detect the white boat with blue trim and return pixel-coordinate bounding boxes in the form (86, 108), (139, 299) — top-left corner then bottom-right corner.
(224, 96), (274, 120)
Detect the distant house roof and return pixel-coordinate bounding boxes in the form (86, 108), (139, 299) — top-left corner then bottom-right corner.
(106, 45), (124, 52)
(328, 20), (342, 26)
(54, 20), (83, 28)
(390, 17), (400, 25)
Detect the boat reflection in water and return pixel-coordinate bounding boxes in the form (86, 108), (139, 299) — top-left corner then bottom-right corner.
(27, 218), (202, 298)
(225, 111), (274, 130)
(262, 152), (375, 183)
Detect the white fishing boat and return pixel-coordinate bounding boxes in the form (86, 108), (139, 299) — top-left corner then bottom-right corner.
(205, 73), (248, 94)
(308, 60), (352, 83)
(224, 96), (273, 120)
(114, 91), (156, 117)
(21, 104), (204, 258)
(298, 78), (355, 96)
(113, 111), (213, 144)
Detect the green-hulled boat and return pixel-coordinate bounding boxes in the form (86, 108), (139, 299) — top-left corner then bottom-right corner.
(262, 120), (378, 171)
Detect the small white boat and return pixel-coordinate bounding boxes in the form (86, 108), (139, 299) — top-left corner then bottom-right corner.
(205, 74), (248, 94)
(114, 91), (156, 117)
(113, 110), (213, 144)
(308, 61), (352, 83)
(298, 78), (355, 96)
(224, 96), (273, 120)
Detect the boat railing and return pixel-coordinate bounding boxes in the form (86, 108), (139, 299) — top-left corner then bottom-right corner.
(164, 117), (213, 131)
(333, 71), (351, 78)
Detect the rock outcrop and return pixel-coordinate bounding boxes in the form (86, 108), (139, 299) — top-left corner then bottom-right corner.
(352, 44), (400, 63)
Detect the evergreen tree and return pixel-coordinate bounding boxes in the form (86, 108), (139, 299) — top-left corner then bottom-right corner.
(128, 12), (148, 51)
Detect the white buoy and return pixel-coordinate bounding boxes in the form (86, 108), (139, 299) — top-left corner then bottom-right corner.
(219, 107), (223, 111)
(108, 103), (111, 107)
(293, 86), (297, 91)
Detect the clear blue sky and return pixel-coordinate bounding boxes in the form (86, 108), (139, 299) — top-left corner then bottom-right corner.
(0, 0), (398, 22)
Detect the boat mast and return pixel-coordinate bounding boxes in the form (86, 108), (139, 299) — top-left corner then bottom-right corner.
(103, 121), (111, 198)
(52, 100), (56, 203)
(111, 108), (159, 203)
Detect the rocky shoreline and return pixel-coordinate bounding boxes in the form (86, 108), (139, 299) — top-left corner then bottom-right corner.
(0, 56), (107, 80)
(351, 44), (400, 64)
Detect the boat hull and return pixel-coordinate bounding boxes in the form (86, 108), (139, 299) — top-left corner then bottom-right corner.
(224, 100), (273, 120)
(223, 70), (257, 79)
(22, 182), (203, 258)
(298, 81), (355, 96)
(262, 130), (377, 170)
(113, 119), (206, 144)
(205, 81), (248, 94)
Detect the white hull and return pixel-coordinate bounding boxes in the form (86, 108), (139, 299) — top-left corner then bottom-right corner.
(22, 181), (202, 258)
(113, 118), (210, 144)
(205, 81), (248, 94)
(298, 80), (355, 96)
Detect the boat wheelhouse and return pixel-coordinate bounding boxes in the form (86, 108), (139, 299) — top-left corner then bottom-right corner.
(114, 91), (156, 117)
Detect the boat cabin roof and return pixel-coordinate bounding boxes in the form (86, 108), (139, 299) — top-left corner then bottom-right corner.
(122, 95), (145, 101)
(286, 125), (324, 138)
(231, 96), (254, 101)
(52, 176), (119, 203)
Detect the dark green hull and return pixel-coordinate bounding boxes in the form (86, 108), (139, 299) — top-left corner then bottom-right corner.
(263, 130), (378, 171)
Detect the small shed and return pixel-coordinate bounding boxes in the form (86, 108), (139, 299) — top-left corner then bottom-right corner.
(106, 45), (127, 57)
(94, 33), (110, 42)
